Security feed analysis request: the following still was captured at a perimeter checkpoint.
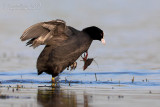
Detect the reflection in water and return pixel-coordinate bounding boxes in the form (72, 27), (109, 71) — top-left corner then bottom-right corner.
(83, 93), (89, 107)
(37, 87), (78, 107)
(1, 85), (160, 107)
(37, 86), (91, 107)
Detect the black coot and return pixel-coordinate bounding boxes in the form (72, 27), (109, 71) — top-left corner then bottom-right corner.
(20, 19), (105, 82)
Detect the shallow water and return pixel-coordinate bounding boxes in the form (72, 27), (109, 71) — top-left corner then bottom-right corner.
(0, 69), (160, 107)
(0, 85), (160, 107)
(0, 70), (160, 88)
(1, 0), (160, 107)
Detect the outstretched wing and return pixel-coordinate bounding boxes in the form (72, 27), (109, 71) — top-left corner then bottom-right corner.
(20, 19), (68, 48)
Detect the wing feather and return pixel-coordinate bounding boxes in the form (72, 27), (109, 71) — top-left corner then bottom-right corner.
(20, 19), (68, 48)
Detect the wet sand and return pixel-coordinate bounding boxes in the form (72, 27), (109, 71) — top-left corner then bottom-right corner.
(0, 84), (160, 107)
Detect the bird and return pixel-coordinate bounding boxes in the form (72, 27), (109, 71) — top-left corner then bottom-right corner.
(20, 19), (105, 83)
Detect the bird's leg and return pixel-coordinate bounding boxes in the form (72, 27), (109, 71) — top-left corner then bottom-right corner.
(81, 51), (88, 70)
(84, 51), (88, 61)
(52, 77), (55, 83)
(81, 51), (88, 62)
(51, 74), (55, 86)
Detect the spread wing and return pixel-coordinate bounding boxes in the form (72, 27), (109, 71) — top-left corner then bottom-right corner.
(20, 19), (69, 48)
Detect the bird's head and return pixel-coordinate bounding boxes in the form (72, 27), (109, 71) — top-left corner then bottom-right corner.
(82, 26), (105, 45)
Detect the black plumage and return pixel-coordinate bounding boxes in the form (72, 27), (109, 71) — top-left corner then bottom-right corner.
(20, 19), (105, 79)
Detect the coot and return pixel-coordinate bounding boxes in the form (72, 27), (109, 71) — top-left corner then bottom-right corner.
(20, 19), (105, 82)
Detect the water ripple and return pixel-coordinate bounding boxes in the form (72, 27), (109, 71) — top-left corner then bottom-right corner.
(0, 70), (160, 87)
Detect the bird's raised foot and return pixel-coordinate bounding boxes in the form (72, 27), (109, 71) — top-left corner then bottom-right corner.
(81, 51), (94, 70)
(83, 58), (94, 70)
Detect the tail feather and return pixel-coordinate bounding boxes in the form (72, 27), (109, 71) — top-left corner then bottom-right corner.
(26, 38), (36, 46)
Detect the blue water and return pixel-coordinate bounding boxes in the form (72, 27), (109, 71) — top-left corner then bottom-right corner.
(0, 69), (160, 89)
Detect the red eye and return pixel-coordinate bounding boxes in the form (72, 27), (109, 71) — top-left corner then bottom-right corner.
(101, 33), (103, 37)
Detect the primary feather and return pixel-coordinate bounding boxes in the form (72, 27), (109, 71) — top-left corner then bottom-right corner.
(20, 19), (68, 48)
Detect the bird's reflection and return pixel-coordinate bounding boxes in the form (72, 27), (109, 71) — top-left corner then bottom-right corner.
(37, 85), (92, 107)
(37, 86), (77, 107)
